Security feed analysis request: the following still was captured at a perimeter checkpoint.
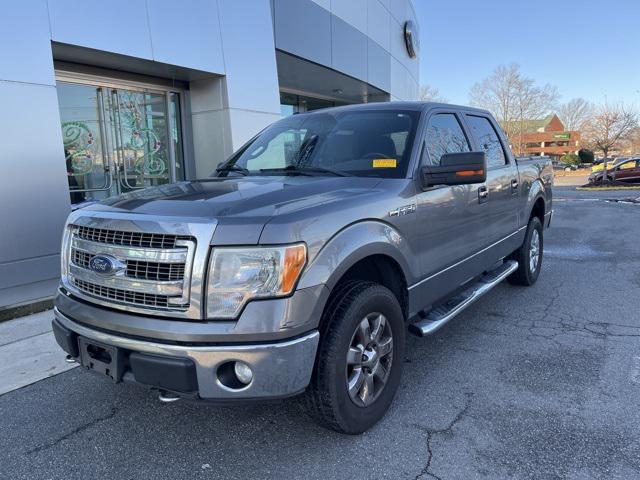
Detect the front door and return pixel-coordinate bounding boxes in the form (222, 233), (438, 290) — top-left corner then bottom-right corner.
(57, 78), (185, 205)
(412, 111), (486, 307)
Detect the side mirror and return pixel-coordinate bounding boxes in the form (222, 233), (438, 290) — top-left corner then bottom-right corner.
(420, 151), (487, 188)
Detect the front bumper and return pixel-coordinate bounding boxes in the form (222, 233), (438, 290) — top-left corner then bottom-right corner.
(53, 309), (319, 400)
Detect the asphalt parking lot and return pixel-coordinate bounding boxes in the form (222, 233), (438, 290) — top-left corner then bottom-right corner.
(1, 186), (639, 480)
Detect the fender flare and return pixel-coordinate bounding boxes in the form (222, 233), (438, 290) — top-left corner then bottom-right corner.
(527, 179), (547, 218)
(297, 220), (416, 291)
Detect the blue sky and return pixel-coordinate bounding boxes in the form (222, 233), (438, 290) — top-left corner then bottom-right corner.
(413, 0), (640, 106)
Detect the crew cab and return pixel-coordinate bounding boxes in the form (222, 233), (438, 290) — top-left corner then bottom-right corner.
(53, 102), (553, 434)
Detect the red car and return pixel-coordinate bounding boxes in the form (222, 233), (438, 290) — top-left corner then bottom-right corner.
(589, 158), (640, 184)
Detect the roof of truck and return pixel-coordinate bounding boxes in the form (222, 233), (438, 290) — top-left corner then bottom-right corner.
(298, 101), (492, 116)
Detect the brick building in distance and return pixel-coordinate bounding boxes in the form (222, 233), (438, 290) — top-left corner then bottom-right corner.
(517, 114), (580, 159)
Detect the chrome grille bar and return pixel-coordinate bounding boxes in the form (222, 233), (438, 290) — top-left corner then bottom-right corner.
(73, 279), (173, 309)
(75, 225), (190, 249)
(73, 249), (186, 281)
(71, 237), (188, 263)
(69, 264), (183, 296)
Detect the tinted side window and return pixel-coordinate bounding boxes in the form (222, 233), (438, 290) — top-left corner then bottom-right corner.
(466, 115), (507, 168)
(423, 113), (470, 166)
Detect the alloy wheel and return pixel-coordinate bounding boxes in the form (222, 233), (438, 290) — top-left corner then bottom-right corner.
(345, 312), (393, 407)
(529, 229), (540, 273)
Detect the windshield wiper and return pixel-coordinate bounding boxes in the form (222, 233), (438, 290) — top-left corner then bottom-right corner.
(215, 164), (250, 176)
(259, 165), (315, 176)
(259, 165), (351, 177)
(296, 166), (353, 177)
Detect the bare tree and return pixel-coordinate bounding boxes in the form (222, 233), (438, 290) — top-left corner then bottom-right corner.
(469, 63), (559, 155)
(583, 100), (638, 180)
(419, 85), (446, 103)
(557, 98), (593, 131)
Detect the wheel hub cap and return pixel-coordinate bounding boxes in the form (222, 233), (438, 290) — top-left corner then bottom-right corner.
(346, 313), (393, 407)
(529, 229), (540, 273)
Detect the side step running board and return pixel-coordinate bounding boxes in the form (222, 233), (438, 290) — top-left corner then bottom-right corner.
(409, 260), (519, 337)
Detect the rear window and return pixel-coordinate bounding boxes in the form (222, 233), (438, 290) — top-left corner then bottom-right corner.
(465, 115), (507, 168)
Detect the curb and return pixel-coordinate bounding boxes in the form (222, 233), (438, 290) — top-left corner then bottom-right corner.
(0, 298), (54, 323)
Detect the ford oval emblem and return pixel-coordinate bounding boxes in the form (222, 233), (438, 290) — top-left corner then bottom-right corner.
(404, 20), (419, 59)
(88, 255), (122, 276)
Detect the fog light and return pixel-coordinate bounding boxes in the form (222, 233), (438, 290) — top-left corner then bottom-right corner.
(234, 361), (253, 385)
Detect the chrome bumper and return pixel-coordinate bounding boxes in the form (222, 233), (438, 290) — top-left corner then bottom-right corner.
(54, 308), (319, 400)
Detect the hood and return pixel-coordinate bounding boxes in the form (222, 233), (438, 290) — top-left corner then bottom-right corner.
(83, 176), (382, 221)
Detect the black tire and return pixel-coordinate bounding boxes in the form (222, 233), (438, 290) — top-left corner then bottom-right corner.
(508, 216), (543, 286)
(300, 281), (405, 434)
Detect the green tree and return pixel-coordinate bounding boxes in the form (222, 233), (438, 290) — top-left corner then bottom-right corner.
(560, 153), (579, 166)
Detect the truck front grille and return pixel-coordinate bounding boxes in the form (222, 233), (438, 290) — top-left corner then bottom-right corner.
(65, 224), (195, 313)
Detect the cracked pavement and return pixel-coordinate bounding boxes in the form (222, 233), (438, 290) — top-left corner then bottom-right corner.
(1, 186), (639, 479)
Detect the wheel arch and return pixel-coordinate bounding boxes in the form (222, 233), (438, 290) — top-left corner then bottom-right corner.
(527, 178), (547, 225)
(298, 221), (415, 320)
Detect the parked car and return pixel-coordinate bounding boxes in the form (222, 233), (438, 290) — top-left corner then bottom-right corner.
(52, 102), (553, 434)
(591, 157), (627, 173)
(589, 158), (640, 184)
(552, 160), (578, 171)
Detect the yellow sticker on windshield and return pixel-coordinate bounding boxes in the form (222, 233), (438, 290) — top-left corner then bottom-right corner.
(372, 159), (397, 168)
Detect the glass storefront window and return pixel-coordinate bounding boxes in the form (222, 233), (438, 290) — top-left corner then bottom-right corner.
(56, 79), (186, 205)
(279, 92), (347, 117)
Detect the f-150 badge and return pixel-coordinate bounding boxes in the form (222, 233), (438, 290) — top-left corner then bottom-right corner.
(389, 204), (416, 217)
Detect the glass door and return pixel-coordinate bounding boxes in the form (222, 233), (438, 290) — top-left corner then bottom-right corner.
(57, 79), (185, 205)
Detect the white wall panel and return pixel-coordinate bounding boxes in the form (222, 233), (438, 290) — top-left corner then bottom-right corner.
(367, 0), (391, 51)
(331, 0), (367, 34)
(48, 0), (153, 60)
(147, 0), (225, 74)
(332, 16), (368, 81)
(0, 0), (54, 86)
(309, 0), (330, 10)
(218, 0), (281, 114)
(0, 83), (70, 264)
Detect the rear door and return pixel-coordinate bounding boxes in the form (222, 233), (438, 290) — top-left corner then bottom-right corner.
(463, 114), (520, 246)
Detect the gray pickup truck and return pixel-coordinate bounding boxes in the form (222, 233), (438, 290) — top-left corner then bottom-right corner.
(53, 102), (553, 434)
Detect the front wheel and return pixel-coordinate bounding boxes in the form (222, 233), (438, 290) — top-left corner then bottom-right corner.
(300, 281), (405, 434)
(508, 216), (543, 286)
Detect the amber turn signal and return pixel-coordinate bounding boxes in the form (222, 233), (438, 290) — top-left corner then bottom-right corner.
(281, 244), (307, 294)
(455, 169), (484, 177)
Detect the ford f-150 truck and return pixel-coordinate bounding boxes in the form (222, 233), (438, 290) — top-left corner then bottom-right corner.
(53, 102), (553, 434)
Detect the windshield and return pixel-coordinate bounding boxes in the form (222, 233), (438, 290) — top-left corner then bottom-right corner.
(216, 109), (421, 178)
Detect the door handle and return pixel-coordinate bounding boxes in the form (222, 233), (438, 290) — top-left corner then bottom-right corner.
(511, 179), (519, 190)
(478, 186), (488, 204)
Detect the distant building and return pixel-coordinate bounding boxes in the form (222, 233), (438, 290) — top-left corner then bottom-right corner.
(519, 114), (580, 159)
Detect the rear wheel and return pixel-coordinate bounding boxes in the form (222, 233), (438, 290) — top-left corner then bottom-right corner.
(508, 216), (543, 286)
(300, 281), (405, 434)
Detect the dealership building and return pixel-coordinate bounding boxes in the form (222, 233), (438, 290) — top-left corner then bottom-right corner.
(0, 0), (420, 309)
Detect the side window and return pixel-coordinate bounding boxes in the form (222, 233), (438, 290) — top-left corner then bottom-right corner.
(466, 115), (507, 168)
(618, 160), (635, 170)
(423, 113), (470, 166)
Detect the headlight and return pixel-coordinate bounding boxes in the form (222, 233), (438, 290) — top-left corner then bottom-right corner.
(206, 244), (307, 318)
